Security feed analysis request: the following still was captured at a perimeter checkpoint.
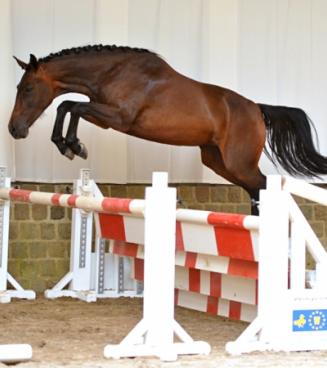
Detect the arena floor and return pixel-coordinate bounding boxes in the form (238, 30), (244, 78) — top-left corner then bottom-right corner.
(1, 297), (327, 368)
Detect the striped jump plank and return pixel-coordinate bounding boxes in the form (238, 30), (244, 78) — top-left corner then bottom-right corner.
(175, 290), (257, 323)
(98, 210), (259, 261)
(109, 240), (258, 279)
(129, 255), (256, 322)
(131, 258), (258, 307)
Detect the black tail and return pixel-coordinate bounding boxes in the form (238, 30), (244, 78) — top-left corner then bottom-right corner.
(258, 103), (327, 178)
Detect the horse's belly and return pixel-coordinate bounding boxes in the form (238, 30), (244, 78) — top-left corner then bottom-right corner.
(129, 119), (212, 146)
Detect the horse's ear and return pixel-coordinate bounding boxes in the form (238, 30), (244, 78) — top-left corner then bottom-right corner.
(13, 56), (28, 70)
(29, 54), (38, 70)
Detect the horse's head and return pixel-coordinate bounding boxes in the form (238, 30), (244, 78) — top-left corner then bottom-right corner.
(8, 54), (55, 139)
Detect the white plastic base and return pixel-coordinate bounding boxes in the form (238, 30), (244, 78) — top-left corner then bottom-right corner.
(45, 289), (97, 303)
(0, 290), (36, 303)
(226, 339), (327, 355)
(104, 341), (211, 362)
(96, 290), (142, 298)
(0, 344), (32, 363)
(104, 318), (211, 362)
(225, 315), (327, 355)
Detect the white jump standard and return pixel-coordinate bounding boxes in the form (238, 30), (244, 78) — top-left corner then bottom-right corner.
(0, 167), (33, 363)
(103, 173), (211, 361)
(44, 169), (140, 302)
(226, 175), (327, 354)
(0, 166), (35, 303)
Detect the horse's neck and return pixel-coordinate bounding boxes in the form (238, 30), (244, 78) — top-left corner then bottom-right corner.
(45, 58), (102, 99)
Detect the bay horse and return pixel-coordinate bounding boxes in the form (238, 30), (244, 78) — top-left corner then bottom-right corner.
(8, 45), (327, 214)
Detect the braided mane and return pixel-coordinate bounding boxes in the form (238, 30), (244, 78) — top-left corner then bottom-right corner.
(38, 44), (153, 63)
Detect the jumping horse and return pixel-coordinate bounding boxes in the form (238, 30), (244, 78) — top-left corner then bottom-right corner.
(8, 45), (327, 214)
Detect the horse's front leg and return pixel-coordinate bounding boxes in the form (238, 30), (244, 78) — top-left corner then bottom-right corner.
(65, 113), (88, 159)
(56, 101), (134, 160)
(51, 100), (78, 159)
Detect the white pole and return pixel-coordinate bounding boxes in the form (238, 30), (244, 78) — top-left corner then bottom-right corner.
(258, 176), (290, 343)
(142, 172), (176, 351)
(0, 167), (9, 294)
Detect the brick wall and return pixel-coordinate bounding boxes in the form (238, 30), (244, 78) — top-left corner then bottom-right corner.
(8, 182), (327, 292)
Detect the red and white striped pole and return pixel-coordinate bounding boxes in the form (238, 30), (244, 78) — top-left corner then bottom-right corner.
(0, 187), (145, 215)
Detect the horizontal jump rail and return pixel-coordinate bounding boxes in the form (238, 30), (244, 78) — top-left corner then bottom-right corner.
(0, 187), (145, 215)
(282, 176), (327, 206)
(176, 209), (258, 230)
(0, 187), (258, 230)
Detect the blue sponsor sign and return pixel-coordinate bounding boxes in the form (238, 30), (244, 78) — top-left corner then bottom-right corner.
(293, 309), (327, 332)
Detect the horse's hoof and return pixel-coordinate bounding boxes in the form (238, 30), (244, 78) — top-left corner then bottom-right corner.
(78, 143), (88, 160)
(64, 148), (75, 160)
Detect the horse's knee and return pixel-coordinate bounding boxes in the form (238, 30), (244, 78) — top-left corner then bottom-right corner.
(56, 101), (76, 115)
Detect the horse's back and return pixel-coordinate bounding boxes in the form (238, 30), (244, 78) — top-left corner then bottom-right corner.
(131, 72), (230, 146)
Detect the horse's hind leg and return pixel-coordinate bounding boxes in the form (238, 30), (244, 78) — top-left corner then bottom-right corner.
(200, 145), (257, 212)
(200, 145), (243, 186)
(240, 173), (266, 215)
(200, 144), (266, 215)
(219, 139), (266, 215)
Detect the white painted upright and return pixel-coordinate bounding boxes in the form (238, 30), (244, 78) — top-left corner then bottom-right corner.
(45, 169), (96, 302)
(92, 183), (140, 299)
(69, 169), (94, 298)
(0, 166), (35, 302)
(44, 169), (140, 301)
(0, 166), (10, 301)
(256, 175), (290, 346)
(225, 175), (289, 353)
(104, 172), (211, 361)
(0, 167), (33, 362)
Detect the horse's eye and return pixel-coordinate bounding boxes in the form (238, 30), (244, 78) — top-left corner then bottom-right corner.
(24, 85), (33, 93)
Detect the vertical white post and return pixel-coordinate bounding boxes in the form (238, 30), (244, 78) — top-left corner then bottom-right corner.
(142, 172), (176, 349)
(315, 262), (327, 290)
(69, 169), (93, 293)
(0, 168), (33, 361)
(0, 166), (9, 295)
(45, 169), (95, 302)
(290, 220), (306, 291)
(258, 175), (290, 343)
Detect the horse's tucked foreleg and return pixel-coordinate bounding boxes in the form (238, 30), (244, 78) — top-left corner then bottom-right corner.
(51, 101), (78, 159)
(55, 101), (132, 160)
(65, 113), (88, 159)
(68, 101), (133, 132)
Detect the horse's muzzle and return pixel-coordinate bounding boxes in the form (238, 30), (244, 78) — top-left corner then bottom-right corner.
(8, 124), (29, 139)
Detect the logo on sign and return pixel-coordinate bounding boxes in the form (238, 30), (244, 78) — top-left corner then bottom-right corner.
(293, 310), (327, 332)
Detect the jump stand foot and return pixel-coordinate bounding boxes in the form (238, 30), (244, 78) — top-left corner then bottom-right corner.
(45, 289), (97, 302)
(104, 341), (211, 362)
(103, 318), (211, 362)
(0, 344), (32, 363)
